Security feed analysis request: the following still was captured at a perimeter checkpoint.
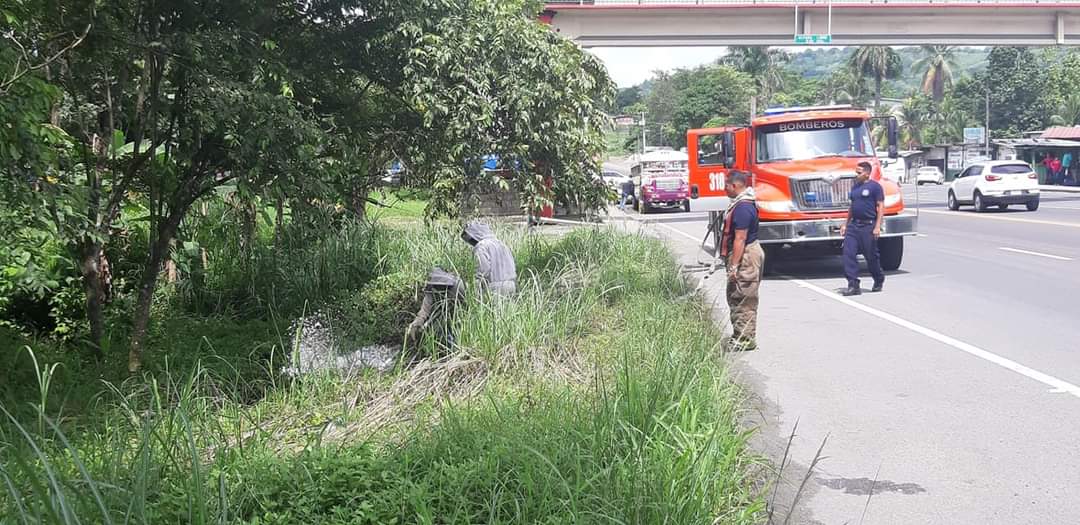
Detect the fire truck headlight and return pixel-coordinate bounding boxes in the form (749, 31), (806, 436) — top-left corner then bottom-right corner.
(757, 200), (794, 213)
(884, 193), (902, 208)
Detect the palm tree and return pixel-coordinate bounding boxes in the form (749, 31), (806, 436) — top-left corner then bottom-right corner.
(928, 97), (971, 144)
(912, 46), (958, 103)
(722, 46), (790, 107)
(896, 99), (929, 149)
(848, 46), (902, 110)
(1050, 93), (1080, 126)
(820, 69), (868, 107)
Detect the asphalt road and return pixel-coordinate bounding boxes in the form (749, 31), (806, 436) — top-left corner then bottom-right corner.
(618, 185), (1080, 524)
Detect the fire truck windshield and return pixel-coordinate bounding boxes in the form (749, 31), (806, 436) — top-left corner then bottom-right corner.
(755, 118), (874, 163)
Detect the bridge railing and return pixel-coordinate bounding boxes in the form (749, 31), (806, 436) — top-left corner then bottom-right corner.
(547, 0), (1077, 5)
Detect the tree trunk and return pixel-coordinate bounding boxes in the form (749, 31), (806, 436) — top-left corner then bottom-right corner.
(240, 200), (256, 255)
(274, 195), (284, 250)
(79, 242), (106, 358)
(874, 76), (883, 110)
(165, 238), (178, 283)
(351, 183), (369, 220)
(128, 213), (182, 373)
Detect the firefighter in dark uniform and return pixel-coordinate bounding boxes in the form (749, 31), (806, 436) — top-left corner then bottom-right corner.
(841, 161), (885, 296)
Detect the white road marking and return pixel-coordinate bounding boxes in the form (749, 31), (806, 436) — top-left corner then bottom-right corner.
(789, 278), (1080, 399)
(920, 209), (1080, 229)
(1039, 205), (1080, 211)
(998, 247), (1074, 261)
(655, 221), (703, 243)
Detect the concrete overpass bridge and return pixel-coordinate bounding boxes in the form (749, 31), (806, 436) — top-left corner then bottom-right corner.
(542, 0), (1080, 46)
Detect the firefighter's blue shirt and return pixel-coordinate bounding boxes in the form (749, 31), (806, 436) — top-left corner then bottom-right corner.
(729, 201), (758, 245)
(849, 179), (884, 222)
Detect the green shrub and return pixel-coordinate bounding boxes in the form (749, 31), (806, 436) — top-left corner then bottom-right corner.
(232, 448), (406, 525)
(332, 271), (420, 347)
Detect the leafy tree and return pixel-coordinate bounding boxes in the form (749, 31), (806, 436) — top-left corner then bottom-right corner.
(669, 65), (754, 147)
(3, 0), (613, 371)
(817, 69), (867, 107)
(396, 0), (613, 216)
(896, 96), (932, 148)
(912, 46), (958, 102)
(848, 46), (902, 109)
(953, 47), (1048, 138)
(615, 86), (642, 111)
(644, 71), (678, 146)
(1045, 50), (1080, 126)
(723, 46), (790, 107)
(927, 95), (975, 144)
(1050, 93), (1080, 126)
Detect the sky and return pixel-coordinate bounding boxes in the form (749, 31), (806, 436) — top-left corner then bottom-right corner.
(588, 46), (836, 88)
(588, 47), (727, 88)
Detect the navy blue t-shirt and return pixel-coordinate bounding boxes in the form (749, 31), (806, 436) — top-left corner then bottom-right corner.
(849, 180), (884, 221)
(728, 201), (759, 248)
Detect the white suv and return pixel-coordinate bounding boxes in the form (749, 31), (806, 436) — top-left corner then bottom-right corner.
(916, 166), (944, 185)
(947, 161), (1040, 212)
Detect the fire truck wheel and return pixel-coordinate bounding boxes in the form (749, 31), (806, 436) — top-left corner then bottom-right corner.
(879, 237), (904, 271)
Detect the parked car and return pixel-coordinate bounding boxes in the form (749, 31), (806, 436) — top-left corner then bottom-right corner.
(947, 161), (1040, 212)
(915, 166), (944, 185)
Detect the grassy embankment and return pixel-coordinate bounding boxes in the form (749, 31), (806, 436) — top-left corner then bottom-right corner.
(0, 199), (765, 523)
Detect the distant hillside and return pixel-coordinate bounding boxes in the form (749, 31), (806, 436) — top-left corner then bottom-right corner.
(786, 46), (989, 97)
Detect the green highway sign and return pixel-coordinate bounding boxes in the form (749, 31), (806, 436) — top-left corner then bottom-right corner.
(794, 34), (832, 44)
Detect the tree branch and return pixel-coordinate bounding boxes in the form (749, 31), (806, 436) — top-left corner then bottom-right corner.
(1, 22), (93, 94)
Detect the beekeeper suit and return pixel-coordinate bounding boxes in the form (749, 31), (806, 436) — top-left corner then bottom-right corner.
(461, 222), (517, 296)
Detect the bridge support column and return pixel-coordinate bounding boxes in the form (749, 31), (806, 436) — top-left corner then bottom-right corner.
(1057, 11), (1066, 44)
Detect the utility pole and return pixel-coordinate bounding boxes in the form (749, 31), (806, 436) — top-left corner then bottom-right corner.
(985, 88), (991, 157)
(640, 111), (647, 154)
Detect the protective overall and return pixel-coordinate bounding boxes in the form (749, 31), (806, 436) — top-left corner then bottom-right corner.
(406, 268), (465, 351)
(462, 222), (517, 296)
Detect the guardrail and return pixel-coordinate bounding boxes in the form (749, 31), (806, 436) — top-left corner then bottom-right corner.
(547, 0), (1079, 5)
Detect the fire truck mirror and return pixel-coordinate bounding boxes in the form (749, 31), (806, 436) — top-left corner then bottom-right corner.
(721, 131), (736, 168)
(887, 117), (899, 159)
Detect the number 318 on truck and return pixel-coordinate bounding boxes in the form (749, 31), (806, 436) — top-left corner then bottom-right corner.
(687, 105), (918, 272)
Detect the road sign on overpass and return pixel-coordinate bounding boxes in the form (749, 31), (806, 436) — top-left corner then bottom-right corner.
(542, 1), (1080, 46)
(794, 34), (832, 44)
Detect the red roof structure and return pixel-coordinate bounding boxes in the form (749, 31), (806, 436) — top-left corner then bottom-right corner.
(1041, 126), (1080, 140)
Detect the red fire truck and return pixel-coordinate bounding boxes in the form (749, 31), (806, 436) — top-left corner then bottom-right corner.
(687, 105), (917, 271)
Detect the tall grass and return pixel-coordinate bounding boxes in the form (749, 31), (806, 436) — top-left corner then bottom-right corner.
(0, 225), (765, 524)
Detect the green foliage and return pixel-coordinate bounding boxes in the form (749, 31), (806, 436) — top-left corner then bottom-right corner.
(0, 227), (764, 524)
(954, 47), (1049, 138)
(723, 46), (791, 106)
(334, 272), (420, 347)
(1045, 49), (1080, 126)
(632, 65), (753, 148)
(398, 0), (615, 216)
(912, 46), (959, 102)
(1, 0), (614, 367)
(235, 448), (404, 524)
(849, 46), (903, 108)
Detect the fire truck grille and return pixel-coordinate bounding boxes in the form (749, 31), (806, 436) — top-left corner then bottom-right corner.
(792, 177), (856, 210)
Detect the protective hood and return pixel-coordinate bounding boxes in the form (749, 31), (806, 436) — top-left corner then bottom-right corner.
(426, 267), (463, 290)
(463, 222), (495, 244)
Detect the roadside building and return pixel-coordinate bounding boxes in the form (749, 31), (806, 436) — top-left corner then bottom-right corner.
(921, 143), (992, 181)
(992, 137), (1080, 185)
